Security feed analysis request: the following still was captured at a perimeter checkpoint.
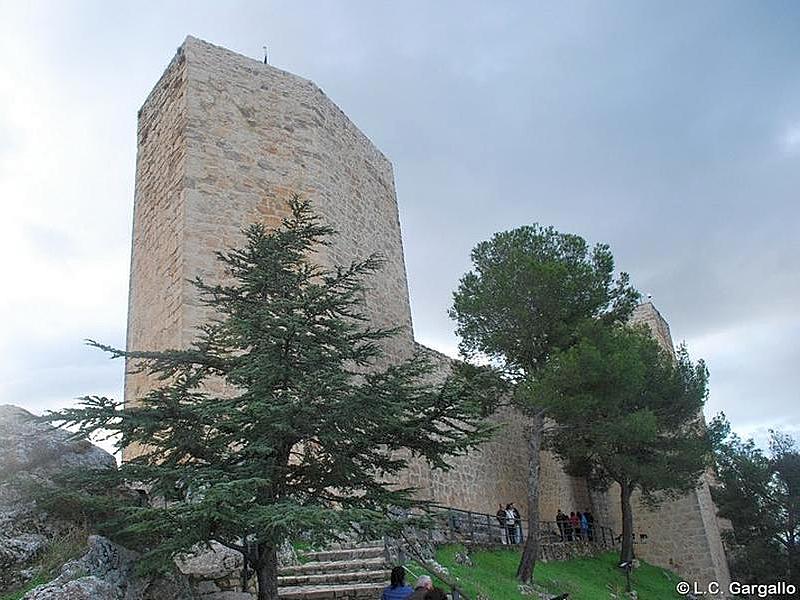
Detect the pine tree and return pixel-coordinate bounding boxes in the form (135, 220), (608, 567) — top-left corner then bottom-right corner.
(44, 198), (496, 600)
(528, 323), (712, 568)
(450, 225), (639, 582)
(711, 421), (800, 587)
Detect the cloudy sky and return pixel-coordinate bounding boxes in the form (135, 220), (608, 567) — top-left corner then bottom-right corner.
(1, 1), (798, 447)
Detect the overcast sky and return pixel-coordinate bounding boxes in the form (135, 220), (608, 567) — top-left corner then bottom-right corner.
(1, 1), (797, 447)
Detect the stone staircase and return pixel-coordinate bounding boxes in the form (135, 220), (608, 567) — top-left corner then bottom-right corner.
(278, 540), (389, 599)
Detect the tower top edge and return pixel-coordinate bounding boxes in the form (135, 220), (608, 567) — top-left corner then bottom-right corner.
(181, 35), (317, 89)
(138, 35), (393, 169)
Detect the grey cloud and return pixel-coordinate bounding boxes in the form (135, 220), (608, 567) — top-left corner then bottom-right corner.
(2, 0), (797, 441)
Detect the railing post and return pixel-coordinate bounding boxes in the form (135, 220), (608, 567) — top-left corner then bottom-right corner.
(447, 509), (454, 541)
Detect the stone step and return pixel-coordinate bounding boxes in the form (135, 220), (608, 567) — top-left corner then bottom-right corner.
(278, 582), (385, 599)
(299, 546), (384, 563)
(280, 557), (387, 576)
(279, 569), (389, 587)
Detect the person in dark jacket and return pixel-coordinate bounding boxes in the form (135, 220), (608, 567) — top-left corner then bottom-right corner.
(382, 566), (414, 600)
(556, 509), (567, 541)
(496, 503), (508, 544)
(424, 588), (448, 600)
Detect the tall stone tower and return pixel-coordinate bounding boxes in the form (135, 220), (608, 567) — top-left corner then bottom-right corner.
(126, 37), (415, 415)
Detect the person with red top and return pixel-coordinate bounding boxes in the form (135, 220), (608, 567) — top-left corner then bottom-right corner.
(569, 511), (580, 541)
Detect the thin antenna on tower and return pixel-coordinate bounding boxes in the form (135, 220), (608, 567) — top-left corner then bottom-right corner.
(263, 45), (268, 65)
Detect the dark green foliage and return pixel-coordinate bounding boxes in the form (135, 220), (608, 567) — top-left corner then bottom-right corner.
(711, 420), (799, 587)
(450, 225), (640, 375)
(530, 323), (712, 563)
(450, 223), (639, 582)
(41, 198), (495, 599)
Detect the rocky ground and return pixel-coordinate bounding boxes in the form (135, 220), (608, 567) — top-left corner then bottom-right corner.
(0, 405), (208, 600)
(0, 404), (116, 594)
(0, 404), (355, 600)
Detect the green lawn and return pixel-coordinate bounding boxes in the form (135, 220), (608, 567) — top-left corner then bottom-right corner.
(431, 545), (684, 600)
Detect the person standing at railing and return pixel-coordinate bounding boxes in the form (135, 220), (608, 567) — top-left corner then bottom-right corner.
(579, 511), (589, 541)
(569, 511), (579, 541)
(505, 503), (518, 544)
(556, 509), (568, 541)
(510, 503), (523, 544)
(585, 511), (594, 542)
(496, 503), (508, 544)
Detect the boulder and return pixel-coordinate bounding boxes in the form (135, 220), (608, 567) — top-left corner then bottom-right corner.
(23, 576), (120, 600)
(176, 542), (243, 580)
(0, 404), (116, 593)
(23, 535), (194, 600)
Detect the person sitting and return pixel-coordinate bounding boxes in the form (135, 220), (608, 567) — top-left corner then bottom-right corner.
(424, 588), (448, 600)
(382, 566), (414, 600)
(409, 575), (434, 599)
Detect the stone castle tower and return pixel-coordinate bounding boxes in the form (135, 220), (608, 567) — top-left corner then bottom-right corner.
(126, 36), (729, 589)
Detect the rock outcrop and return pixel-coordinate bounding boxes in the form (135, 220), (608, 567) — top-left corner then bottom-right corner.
(0, 404), (115, 594)
(22, 535), (195, 600)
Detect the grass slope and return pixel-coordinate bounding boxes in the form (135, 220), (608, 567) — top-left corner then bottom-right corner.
(434, 546), (684, 600)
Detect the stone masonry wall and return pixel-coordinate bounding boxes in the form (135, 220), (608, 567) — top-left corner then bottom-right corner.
(126, 36), (415, 427)
(179, 37), (414, 366)
(401, 344), (593, 521)
(125, 48), (189, 460)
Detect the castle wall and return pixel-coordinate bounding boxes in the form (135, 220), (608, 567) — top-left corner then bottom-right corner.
(402, 345), (593, 521)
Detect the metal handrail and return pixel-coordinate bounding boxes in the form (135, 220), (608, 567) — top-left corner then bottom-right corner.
(428, 504), (616, 549)
(389, 505), (617, 600)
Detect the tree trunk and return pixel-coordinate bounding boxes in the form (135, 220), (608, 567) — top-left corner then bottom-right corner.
(517, 411), (544, 583)
(619, 481), (635, 565)
(255, 545), (279, 600)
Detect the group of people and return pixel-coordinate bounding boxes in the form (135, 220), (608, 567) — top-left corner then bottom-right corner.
(381, 567), (447, 600)
(495, 502), (524, 545)
(555, 509), (594, 542)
